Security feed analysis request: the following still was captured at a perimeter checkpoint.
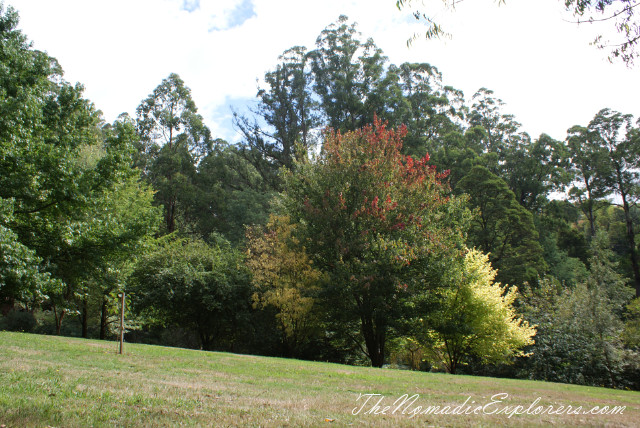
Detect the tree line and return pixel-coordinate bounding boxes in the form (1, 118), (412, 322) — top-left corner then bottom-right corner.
(2, 5), (640, 389)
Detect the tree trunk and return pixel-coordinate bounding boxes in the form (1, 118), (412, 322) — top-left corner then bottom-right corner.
(585, 181), (596, 237)
(99, 297), (108, 340)
(199, 331), (211, 351)
(1, 297), (15, 316)
(81, 298), (89, 338)
(53, 305), (65, 335)
(361, 315), (386, 368)
(621, 195), (640, 297)
(167, 197), (176, 233)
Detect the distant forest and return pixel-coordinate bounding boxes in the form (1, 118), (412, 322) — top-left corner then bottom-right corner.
(2, 5), (640, 390)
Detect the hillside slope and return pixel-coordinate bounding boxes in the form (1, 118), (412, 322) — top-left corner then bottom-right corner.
(0, 331), (638, 427)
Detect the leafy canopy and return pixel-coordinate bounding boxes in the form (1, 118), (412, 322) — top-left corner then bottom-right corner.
(417, 249), (536, 374)
(283, 116), (468, 367)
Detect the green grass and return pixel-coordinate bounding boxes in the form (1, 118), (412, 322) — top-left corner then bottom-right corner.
(0, 331), (638, 427)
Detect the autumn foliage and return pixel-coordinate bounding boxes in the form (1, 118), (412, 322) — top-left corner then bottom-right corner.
(283, 117), (468, 367)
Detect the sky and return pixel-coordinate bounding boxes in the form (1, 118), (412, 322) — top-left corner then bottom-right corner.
(7, 0), (640, 143)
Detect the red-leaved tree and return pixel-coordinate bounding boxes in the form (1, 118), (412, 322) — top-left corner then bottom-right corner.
(283, 117), (467, 367)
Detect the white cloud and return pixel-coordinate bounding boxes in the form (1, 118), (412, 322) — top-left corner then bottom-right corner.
(8, 0), (639, 143)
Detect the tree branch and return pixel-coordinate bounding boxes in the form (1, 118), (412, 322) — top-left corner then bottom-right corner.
(14, 199), (61, 215)
(563, 1), (640, 24)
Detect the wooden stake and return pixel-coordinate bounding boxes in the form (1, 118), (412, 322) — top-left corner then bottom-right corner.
(119, 292), (125, 355)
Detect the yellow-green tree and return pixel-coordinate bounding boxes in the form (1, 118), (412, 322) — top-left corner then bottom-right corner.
(246, 215), (323, 357)
(418, 249), (535, 374)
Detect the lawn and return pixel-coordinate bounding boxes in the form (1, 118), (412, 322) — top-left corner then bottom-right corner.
(0, 331), (638, 427)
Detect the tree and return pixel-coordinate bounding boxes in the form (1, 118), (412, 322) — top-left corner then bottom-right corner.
(468, 88), (522, 157)
(309, 15), (388, 132)
(588, 109), (640, 296)
(130, 237), (251, 350)
(33, 116), (159, 335)
(0, 7), (104, 223)
(426, 128), (485, 190)
(396, 0), (640, 66)
(566, 123), (612, 236)
(536, 200), (589, 287)
(500, 133), (570, 212)
(136, 73), (212, 233)
(465, 90), (569, 216)
(234, 47), (318, 190)
(521, 232), (633, 387)
(465, 88), (571, 211)
(282, 117), (467, 367)
(73, 163), (160, 338)
(623, 297), (640, 349)
(246, 215), (323, 356)
(416, 249), (535, 374)
(0, 4), (157, 333)
(0, 215), (58, 310)
(385, 62), (465, 157)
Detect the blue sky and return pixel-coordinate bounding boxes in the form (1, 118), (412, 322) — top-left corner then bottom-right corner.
(7, 0), (640, 143)
(181, 0), (200, 13)
(181, 0), (257, 31)
(211, 0), (256, 31)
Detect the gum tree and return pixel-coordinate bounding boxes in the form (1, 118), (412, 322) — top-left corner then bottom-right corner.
(136, 73), (212, 233)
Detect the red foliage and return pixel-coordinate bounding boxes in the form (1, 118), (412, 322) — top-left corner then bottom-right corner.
(303, 115), (451, 243)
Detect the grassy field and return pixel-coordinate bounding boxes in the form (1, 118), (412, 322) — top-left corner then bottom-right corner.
(0, 331), (638, 427)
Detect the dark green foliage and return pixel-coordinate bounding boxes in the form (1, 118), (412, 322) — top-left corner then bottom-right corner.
(426, 129), (483, 190)
(457, 165), (546, 286)
(130, 237), (252, 350)
(135, 74), (272, 243)
(501, 134), (570, 212)
(543, 200), (591, 263)
(465, 89), (570, 212)
(536, 201), (589, 287)
(0, 217), (57, 307)
(386, 62), (465, 157)
(468, 88), (522, 156)
(193, 140), (273, 244)
(0, 309), (36, 332)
